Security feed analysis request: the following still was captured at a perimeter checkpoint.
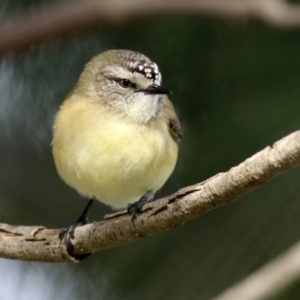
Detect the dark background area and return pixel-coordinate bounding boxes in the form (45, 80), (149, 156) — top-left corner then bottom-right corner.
(1, 1), (300, 299)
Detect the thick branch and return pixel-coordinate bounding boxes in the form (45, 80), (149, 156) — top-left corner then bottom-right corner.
(1, 0), (300, 56)
(1, 130), (300, 262)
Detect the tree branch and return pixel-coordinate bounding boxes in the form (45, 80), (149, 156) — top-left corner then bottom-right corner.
(212, 241), (300, 300)
(1, 130), (300, 262)
(1, 0), (300, 57)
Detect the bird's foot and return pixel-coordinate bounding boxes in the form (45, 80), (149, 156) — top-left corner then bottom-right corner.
(127, 190), (155, 222)
(59, 199), (94, 260)
(127, 201), (144, 220)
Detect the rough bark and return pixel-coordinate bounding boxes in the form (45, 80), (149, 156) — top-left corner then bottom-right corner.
(1, 130), (300, 262)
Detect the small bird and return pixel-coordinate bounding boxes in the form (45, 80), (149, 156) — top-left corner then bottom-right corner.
(52, 50), (181, 226)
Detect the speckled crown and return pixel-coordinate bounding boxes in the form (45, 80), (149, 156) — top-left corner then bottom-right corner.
(118, 51), (162, 85)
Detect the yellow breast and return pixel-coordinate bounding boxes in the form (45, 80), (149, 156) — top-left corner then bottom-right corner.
(52, 95), (178, 208)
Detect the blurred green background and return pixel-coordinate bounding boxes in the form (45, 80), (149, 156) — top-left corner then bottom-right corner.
(1, 1), (300, 300)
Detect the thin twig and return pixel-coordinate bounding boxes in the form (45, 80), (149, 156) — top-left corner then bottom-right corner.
(212, 241), (300, 300)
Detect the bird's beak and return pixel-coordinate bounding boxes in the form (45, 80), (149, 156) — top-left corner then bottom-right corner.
(141, 84), (172, 95)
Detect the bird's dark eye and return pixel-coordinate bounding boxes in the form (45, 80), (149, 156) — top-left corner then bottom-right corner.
(119, 79), (132, 89)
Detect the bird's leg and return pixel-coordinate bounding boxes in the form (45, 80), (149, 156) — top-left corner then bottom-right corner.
(59, 199), (94, 260)
(127, 190), (155, 221)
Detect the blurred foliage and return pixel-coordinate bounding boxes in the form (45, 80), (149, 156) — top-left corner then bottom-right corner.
(1, 1), (300, 300)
